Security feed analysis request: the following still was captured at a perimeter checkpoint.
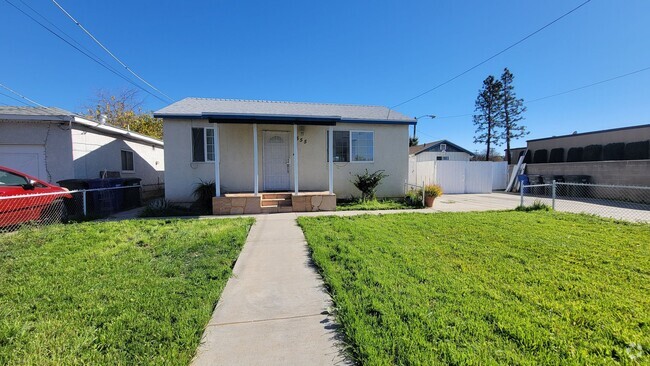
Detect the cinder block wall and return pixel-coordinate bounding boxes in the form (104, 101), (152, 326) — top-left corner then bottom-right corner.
(524, 160), (650, 186)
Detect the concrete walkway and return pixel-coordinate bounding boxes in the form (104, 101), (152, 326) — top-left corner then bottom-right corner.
(191, 214), (347, 365)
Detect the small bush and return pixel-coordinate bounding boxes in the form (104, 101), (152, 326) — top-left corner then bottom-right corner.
(523, 150), (532, 164)
(140, 200), (195, 217)
(352, 170), (388, 201)
(624, 140), (650, 160)
(516, 200), (551, 212)
(533, 149), (548, 164)
(404, 190), (423, 207)
(582, 144), (603, 161)
(549, 148), (564, 163)
(424, 184), (443, 198)
(603, 143), (625, 160)
(567, 147), (583, 162)
(192, 180), (216, 214)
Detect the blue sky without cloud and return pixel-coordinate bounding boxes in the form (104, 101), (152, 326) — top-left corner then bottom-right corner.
(1, 0), (649, 152)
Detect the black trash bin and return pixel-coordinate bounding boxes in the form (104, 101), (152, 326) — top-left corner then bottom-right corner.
(564, 175), (592, 198)
(527, 175), (542, 195)
(553, 175), (567, 196)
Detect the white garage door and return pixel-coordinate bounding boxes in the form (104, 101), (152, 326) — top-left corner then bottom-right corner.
(0, 145), (47, 180)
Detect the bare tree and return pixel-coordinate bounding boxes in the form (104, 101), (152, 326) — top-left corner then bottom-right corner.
(81, 88), (163, 139)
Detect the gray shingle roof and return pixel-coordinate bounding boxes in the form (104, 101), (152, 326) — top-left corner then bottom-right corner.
(0, 106), (74, 118)
(409, 139), (475, 156)
(154, 97), (415, 123)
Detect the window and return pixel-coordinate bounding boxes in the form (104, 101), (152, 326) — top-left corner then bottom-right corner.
(121, 150), (134, 171)
(0, 170), (28, 186)
(436, 156), (450, 161)
(326, 130), (374, 162)
(192, 127), (216, 162)
(440, 143), (447, 152)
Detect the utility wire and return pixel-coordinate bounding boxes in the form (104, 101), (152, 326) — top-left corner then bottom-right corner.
(0, 83), (50, 109)
(51, 0), (174, 102)
(391, 0), (592, 109)
(0, 90), (33, 106)
(4, 0), (169, 104)
(430, 64), (650, 119)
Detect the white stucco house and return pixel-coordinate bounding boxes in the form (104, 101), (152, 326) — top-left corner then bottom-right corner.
(0, 106), (164, 188)
(409, 140), (474, 162)
(153, 98), (415, 214)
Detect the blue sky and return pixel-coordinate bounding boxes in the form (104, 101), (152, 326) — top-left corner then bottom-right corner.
(1, 0), (649, 152)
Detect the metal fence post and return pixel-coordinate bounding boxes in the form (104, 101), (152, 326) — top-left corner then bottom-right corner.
(82, 190), (87, 217)
(422, 180), (425, 207)
(520, 184), (524, 207)
(552, 180), (556, 210)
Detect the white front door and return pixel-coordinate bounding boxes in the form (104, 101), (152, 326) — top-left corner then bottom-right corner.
(263, 131), (290, 191)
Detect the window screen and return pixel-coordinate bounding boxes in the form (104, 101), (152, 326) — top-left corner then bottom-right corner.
(121, 150), (134, 171)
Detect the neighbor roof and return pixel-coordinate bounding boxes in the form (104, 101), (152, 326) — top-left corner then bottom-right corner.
(0, 106), (74, 118)
(409, 140), (475, 156)
(154, 97), (416, 124)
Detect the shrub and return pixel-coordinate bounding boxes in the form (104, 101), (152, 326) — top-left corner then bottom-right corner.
(549, 148), (565, 163)
(140, 200), (195, 217)
(533, 149), (548, 164)
(567, 147), (583, 162)
(624, 140), (650, 160)
(523, 150), (532, 164)
(582, 144), (603, 161)
(404, 189), (423, 207)
(603, 143), (625, 160)
(352, 169), (388, 201)
(192, 180), (216, 214)
(515, 200), (551, 212)
(424, 184), (443, 198)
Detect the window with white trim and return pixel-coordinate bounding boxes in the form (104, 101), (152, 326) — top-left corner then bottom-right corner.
(121, 150), (134, 171)
(327, 130), (374, 162)
(436, 156), (449, 161)
(192, 127), (216, 162)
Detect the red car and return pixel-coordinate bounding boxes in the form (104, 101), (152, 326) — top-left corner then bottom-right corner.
(0, 166), (71, 228)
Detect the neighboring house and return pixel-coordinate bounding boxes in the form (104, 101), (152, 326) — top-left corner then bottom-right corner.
(154, 97), (415, 213)
(409, 140), (474, 162)
(0, 106), (164, 187)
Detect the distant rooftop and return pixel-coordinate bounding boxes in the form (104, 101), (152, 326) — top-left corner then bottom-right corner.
(154, 97), (415, 124)
(0, 106), (74, 118)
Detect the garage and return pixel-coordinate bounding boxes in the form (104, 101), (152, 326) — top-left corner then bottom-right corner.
(0, 144), (47, 180)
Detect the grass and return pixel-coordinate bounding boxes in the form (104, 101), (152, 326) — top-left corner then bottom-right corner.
(337, 199), (417, 211)
(0, 218), (253, 365)
(298, 211), (650, 365)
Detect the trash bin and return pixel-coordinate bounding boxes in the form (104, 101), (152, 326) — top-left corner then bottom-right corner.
(527, 175), (542, 195)
(553, 175), (567, 196)
(517, 175), (530, 193)
(564, 175), (592, 198)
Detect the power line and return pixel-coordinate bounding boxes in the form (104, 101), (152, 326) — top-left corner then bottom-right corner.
(4, 0), (169, 104)
(427, 64), (650, 119)
(0, 82), (70, 122)
(390, 0), (592, 109)
(0, 83), (50, 109)
(51, 0), (174, 102)
(0, 90), (33, 106)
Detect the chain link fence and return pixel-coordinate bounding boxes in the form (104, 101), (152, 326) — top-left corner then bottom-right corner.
(520, 182), (650, 223)
(0, 186), (142, 232)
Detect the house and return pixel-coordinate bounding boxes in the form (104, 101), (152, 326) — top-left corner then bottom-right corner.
(0, 106), (164, 188)
(409, 140), (474, 162)
(153, 98), (415, 214)
(508, 123), (650, 186)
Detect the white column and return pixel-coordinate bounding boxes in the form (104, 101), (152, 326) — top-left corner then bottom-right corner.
(214, 124), (221, 197)
(253, 123), (259, 195)
(293, 124), (299, 194)
(328, 126), (334, 194)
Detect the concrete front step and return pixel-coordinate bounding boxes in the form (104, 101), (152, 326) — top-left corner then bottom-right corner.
(261, 194), (292, 208)
(260, 206), (293, 214)
(262, 193), (292, 200)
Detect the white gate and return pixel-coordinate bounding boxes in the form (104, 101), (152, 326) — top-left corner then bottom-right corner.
(409, 160), (507, 194)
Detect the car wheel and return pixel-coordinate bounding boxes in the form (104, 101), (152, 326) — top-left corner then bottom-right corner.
(42, 200), (68, 224)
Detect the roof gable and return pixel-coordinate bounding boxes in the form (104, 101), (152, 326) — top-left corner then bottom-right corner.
(409, 140), (474, 156)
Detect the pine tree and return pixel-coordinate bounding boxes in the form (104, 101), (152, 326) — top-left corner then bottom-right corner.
(499, 68), (528, 164)
(473, 76), (502, 161)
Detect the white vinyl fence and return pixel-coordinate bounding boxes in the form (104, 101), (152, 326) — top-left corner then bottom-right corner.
(409, 160), (508, 194)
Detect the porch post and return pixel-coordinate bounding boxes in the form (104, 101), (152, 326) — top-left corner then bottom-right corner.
(214, 124), (221, 197)
(328, 126), (334, 194)
(293, 124), (299, 194)
(253, 123), (259, 196)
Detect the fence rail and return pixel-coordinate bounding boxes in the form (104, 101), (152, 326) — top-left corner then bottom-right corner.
(0, 185), (142, 232)
(520, 181), (650, 223)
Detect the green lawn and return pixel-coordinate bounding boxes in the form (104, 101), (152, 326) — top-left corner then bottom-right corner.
(337, 199), (417, 211)
(298, 211), (650, 365)
(0, 218), (253, 365)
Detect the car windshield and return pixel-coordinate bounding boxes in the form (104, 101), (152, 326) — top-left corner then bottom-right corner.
(0, 170), (29, 186)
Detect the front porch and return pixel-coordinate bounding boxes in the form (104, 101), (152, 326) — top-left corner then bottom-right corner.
(213, 191), (336, 215)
